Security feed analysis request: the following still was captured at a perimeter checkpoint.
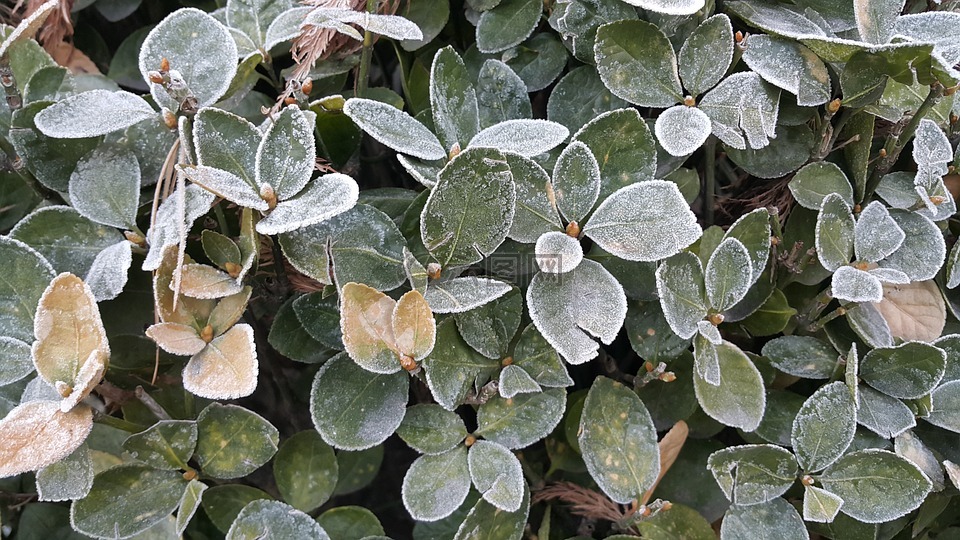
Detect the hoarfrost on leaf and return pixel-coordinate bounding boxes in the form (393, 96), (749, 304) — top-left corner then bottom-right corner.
(720, 498), (808, 540)
(874, 280), (945, 342)
(699, 72), (780, 150)
(401, 447), (470, 522)
(396, 404), (467, 455)
(791, 381), (857, 473)
(84, 241), (133, 302)
(789, 162), (854, 210)
(393, 290), (436, 362)
(498, 364), (541, 398)
(256, 173), (359, 235)
(507, 153), (562, 243)
(879, 210), (945, 281)
(705, 237), (753, 312)
(430, 46), (480, 152)
(68, 144), (141, 230)
(593, 19), (683, 108)
(342, 98), (446, 160)
(693, 340), (765, 431)
(552, 141), (601, 223)
(0, 400), (93, 478)
(655, 252), (707, 340)
(654, 105), (712, 157)
(819, 449), (932, 523)
(476, 59), (532, 129)
(226, 500), (330, 540)
(178, 264), (244, 299)
(193, 107), (260, 187)
(34, 90), (157, 139)
(340, 282), (399, 374)
(195, 403), (279, 479)
(854, 202), (905, 263)
(475, 0), (541, 54)
(815, 193), (855, 271)
(476, 388), (566, 449)
(698, 320), (722, 345)
(832, 266), (883, 303)
(707, 444), (798, 505)
(36, 444), (93, 502)
(255, 105), (317, 200)
(895, 430), (944, 491)
(0, 337), (33, 386)
(741, 35), (831, 106)
(178, 164), (268, 211)
(424, 277), (513, 314)
(467, 119), (569, 157)
(468, 440), (525, 511)
(142, 185), (216, 271)
(854, 0), (905, 44)
(534, 232), (583, 274)
(857, 385), (916, 438)
(621, 0), (705, 16)
(313, 8), (423, 41)
(679, 14), (735, 97)
(182, 324), (258, 400)
(860, 341), (945, 399)
(0, 237), (56, 343)
(893, 12), (960, 65)
(803, 485), (843, 523)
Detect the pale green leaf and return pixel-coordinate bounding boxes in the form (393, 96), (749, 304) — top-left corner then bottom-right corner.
(792, 382), (857, 473)
(402, 446), (471, 521)
(195, 403), (279, 479)
(273, 430), (338, 512)
(468, 440), (524, 511)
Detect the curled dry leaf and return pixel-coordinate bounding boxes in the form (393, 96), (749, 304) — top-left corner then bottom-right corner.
(0, 400), (94, 478)
(641, 420), (689, 505)
(873, 280), (946, 343)
(182, 323), (258, 400)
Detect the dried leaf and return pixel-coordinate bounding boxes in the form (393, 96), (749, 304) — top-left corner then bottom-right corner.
(146, 322), (207, 356)
(873, 280), (946, 343)
(0, 400), (93, 478)
(340, 282), (400, 373)
(392, 290), (436, 361)
(641, 420), (688, 505)
(182, 324), (258, 400)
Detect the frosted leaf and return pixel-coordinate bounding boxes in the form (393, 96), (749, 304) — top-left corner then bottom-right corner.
(855, 0), (904, 44)
(820, 449), (932, 523)
(526, 259), (626, 365)
(123, 420), (198, 470)
(914, 184), (956, 223)
(396, 404), (467, 455)
(679, 14), (735, 97)
(84, 241), (133, 302)
(343, 98), (445, 160)
(401, 447), (470, 522)
(183, 324), (258, 400)
(535, 232), (583, 274)
(476, 388), (566, 449)
(693, 340), (765, 431)
(403, 248), (429, 294)
(475, 0), (541, 54)
(871, 267), (910, 285)
(301, 8), (362, 40)
(655, 252), (707, 340)
(0, 337), (32, 386)
(397, 154), (440, 188)
(499, 364), (541, 398)
(34, 90), (157, 139)
(453, 483), (530, 540)
(552, 141), (600, 223)
(698, 320), (722, 345)
(37, 444), (93, 502)
(0, 400), (93, 478)
(506, 153), (562, 243)
(142, 185), (216, 272)
(571, 108), (658, 202)
(845, 343), (860, 408)
(68, 144), (141, 230)
(139, 8), (238, 110)
(0, 0), (57, 58)
(803, 485), (843, 523)
(339, 281), (398, 373)
(895, 430), (944, 491)
(594, 20), (683, 108)
(699, 72), (780, 150)
(788, 162), (854, 210)
(179, 263), (244, 299)
(264, 7), (312, 50)
(619, 0), (704, 15)
(227, 500), (330, 540)
(256, 173), (359, 235)
(791, 382), (857, 473)
(512, 324), (573, 388)
(208, 287), (252, 337)
(310, 353), (408, 450)
(726, 0), (827, 39)
(178, 164), (268, 211)
(913, 119), (953, 170)
(857, 385), (916, 438)
(695, 334), (722, 386)
(832, 265), (883, 303)
(926, 380), (960, 433)
(145, 322), (206, 356)
(468, 440), (524, 512)
(10, 206), (123, 278)
(60, 350), (105, 413)
(707, 444), (798, 505)
(425, 277), (512, 314)
(847, 301), (894, 348)
(855, 202), (905, 263)
(393, 290), (436, 361)
(879, 210), (945, 281)
(723, 208), (771, 286)
(422, 319), (500, 410)
(860, 341), (945, 399)
(194, 107), (260, 188)
(654, 105), (712, 157)
(720, 498), (807, 540)
(946, 461), (960, 491)
(177, 479), (207, 535)
(894, 12), (960, 65)
(255, 106), (316, 200)
(477, 60), (532, 129)
(705, 238), (752, 312)
(815, 193), (855, 271)
(468, 119), (569, 157)
(20, 376), (62, 403)
(310, 8), (423, 40)
(875, 280), (946, 342)
(226, 0), (294, 49)
(584, 180), (702, 262)
(742, 35), (831, 106)
(430, 46), (480, 152)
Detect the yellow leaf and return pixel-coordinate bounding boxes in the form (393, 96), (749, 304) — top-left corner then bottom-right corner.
(0, 400), (93, 478)
(641, 420), (688, 506)
(154, 246), (215, 327)
(146, 322), (206, 356)
(393, 290), (436, 361)
(207, 287), (252, 337)
(60, 350), (107, 412)
(178, 263), (243, 299)
(873, 280), (946, 343)
(340, 282), (400, 373)
(182, 324), (258, 399)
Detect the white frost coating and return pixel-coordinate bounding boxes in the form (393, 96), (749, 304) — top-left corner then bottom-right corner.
(552, 141), (600, 223)
(0, 0), (57, 58)
(0, 337), (32, 386)
(654, 105), (712, 157)
(880, 210), (945, 282)
(343, 98), (446, 160)
(803, 485), (844, 523)
(705, 237), (752, 312)
(855, 201), (905, 263)
(401, 447), (471, 522)
(226, 0), (294, 47)
(789, 162), (855, 211)
(36, 445), (93, 502)
(655, 252), (707, 340)
(869, 267), (910, 284)
(699, 72), (780, 150)
(264, 7), (312, 50)
(143, 184), (216, 271)
(855, 0), (905, 44)
(255, 105), (316, 200)
(178, 264), (244, 299)
(535, 232), (583, 274)
(84, 241), (132, 302)
(145, 322), (207, 356)
(301, 8), (363, 40)
(396, 154), (438, 188)
(741, 35), (831, 106)
(468, 119), (569, 158)
(620, 0), (705, 15)
(815, 193), (855, 271)
(256, 173), (359, 235)
(468, 440), (525, 512)
(183, 324), (258, 400)
(59, 350), (106, 413)
(695, 336), (721, 386)
(430, 46), (479, 152)
(69, 145), (141, 230)
(698, 320), (722, 345)
(914, 119), (953, 170)
(832, 266), (884, 303)
(227, 500), (330, 540)
(307, 8), (423, 40)
(499, 365), (541, 399)
(679, 15), (735, 97)
(893, 12), (960, 65)
(34, 90), (157, 139)
(857, 386), (915, 439)
(425, 277), (512, 314)
(792, 381), (857, 473)
(0, 401), (93, 478)
(21, 377), (62, 403)
(584, 180), (702, 262)
(507, 152), (562, 243)
(895, 430), (945, 491)
(693, 340), (766, 431)
(177, 164), (267, 210)
(526, 259), (627, 365)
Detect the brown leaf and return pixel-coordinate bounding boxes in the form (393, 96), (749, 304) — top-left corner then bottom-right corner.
(146, 322), (206, 356)
(182, 323), (258, 399)
(392, 290), (436, 361)
(340, 282), (400, 373)
(59, 350), (106, 412)
(178, 263), (244, 299)
(207, 286), (252, 337)
(154, 246), (215, 327)
(641, 420), (689, 506)
(47, 41), (100, 74)
(0, 400), (93, 478)
(873, 280), (946, 343)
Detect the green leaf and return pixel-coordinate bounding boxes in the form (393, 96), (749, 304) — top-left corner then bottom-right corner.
(512, 323), (573, 388)
(803, 484), (843, 523)
(201, 485), (272, 534)
(273, 430), (338, 512)
(195, 403), (279, 479)
(820, 449), (932, 523)
(854, 0), (904, 44)
(655, 252), (708, 340)
(679, 14), (734, 97)
(268, 297), (331, 364)
(846, 302), (894, 349)
(34, 90), (156, 138)
(292, 292), (344, 350)
(552, 141), (601, 224)
(693, 341), (765, 431)
(177, 479), (207, 535)
(547, 66), (628, 135)
(506, 153), (562, 243)
(455, 287), (522, 359)
(707, 444), (798, 505)
(594, 20), (682, 108)
(815, 193), (855, 271)
(68, 144), (140, 230)
(425, 278), (513, 315)
(579, 376), (660, 504)
(477, 388), (566, 449)
(423, 319), (500, 409)
(499, 365), (541, 398)
(476, 60), (531, 129)
(860, 342), (946, 399)
(572, 108), (657, 202)
(334, 446), (384, 495)
(430, 46), (479, 152)
(194, 106), (260, 189)
(468, 119), (568, 157)
(11, 206), (122, 278)
(226, 0), (293, 49)
(8, 102), (102, 192)
(854, 202), (905, 263)
(754, 389), (806, 446)
(740, 289), (796, 337)
(925, 380), (960, 433)
(705, 238), (752, 312)
(792, 382), (857, 473)
(402, 446), (471, 521)
(310, 353), (408, 450)
(895, 430), (944, 491)
(36, 445), (93, 502)
(70, 465), (189, 539)
(789, 162), (854, 211)
(453, 483), (529, 540)
(401, 0), (449, 51)
(654, 105), (712, 157)
(720, 498), (807, 540)
(699, 72), (780, 150)
(343, 98), (446, 160)
(397, 404), (467, 455)
(742, 35), (831, 106)
(227, 500), (330, 540)
(255, 105), (316, 200)
(504, 33), (568, 92)
(0, 337), (32, 386)
(857, 385), (915, 438)
(475, 0), (541, 54)
(122, 420), (197, 470)
(468, 440), (525, 511)
(421, 147), (515, 267)
(318, 506), (385, 539)
(723, 208), (771, 285)
(635, 503), (715, 540)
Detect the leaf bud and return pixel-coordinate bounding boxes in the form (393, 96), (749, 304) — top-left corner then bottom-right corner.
(464, 434), (476, 447)
(659, 371), (676, 383)
(162, 109), (177, 129)
(735, 31), (743, 43)
(661, 501), (673, 511)
(160, 57), (170, 71)
(400, 354), (417, 371)
(501, 356), (513, 367)
(224, 262), (242, 278)
(183, 469), (197, 481)
(448, 143), (461, 160)
(284, 96), (297, 106)
(708, 313), (724, 326)
(124, 230), (146, 247)
(147, 71), (164, 84)
(878, 148), (887, 158)
(260, 183), (278, 210)
(427, 263), (442, 280)
(565, 221), (580, 238)
(801, 475), (815, 486)
(200, 324), (214, 343)
(930, 195), (947, 206)
(301, 78), (313, 94)
(683, 95), (695, 107)
(55, 381), (73, 398)
(827, 98), (841, 114)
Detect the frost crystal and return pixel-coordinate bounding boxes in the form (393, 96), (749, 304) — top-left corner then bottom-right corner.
(425, 277), (512, 314)
(256, 173), (359, 235)
(34, 90), (157, 139)
(535, 232), (583, 274)
(343, 98), (446, 160)
(654, 105), (712, 157)
(699, 72), (780, 150)
(893, 12), (960, 65)
(468, 119), (569, 158)
(832, 266), (883, 303)
(0, 400), (94, 478)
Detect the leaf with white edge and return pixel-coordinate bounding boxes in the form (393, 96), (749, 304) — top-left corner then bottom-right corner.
(499, 365), (541, 398)
(70, 465), (189, 539)
(700, 72), (780, 150)
(832, 265), (883, 303)
(226, 0), (293, 49)
(322, 9), (423, 40)
(742, 35), (831, 106)
(142, 185), (215, 272)
(393, 290), (436, 361)
(0, 400), (93, 478)
(857, 385), (916, 438)
(264, 6), (312, 50)
(527, 259), (626, 364)
(431, 46), (480, 152)
(679, 14), (734, 97)
(476, 59), (532, 129)
(0, 337), (32, 386)
(820, 449), (932, 523)
(178, 165), (268, 211)
(948, 461), (960, 490)
(927, 380), (960, 433)
(552, 141), (602, 225)
(468, 440), (524, 512)
(468, 120), (568, 157)
(145, 322), (205, 356)
(454, 288), (522, 360)
(208, 287), (253, 337)
(227, 500), (330, 540)
(139, 8), (238, 110)
(257, 173), (359, 235)
(584, 180), (701, 262)
(815, 193), (855, 271)
(193, 107), (260, 187)
(707, 444), (798, 505)
(183, 324), (258, 400)
(698, 320), (722, 346)
(803, 485), (844, 523)
(579, 376), (660, 504)
(875, 280), (946, 343)
(122, 420), (197, 470)
(512, 324), (573, 388)
(396, 404), (467, 455)
(255, 105), (316, 200)
(402, 447), (471, 522)
(656, 252), (707, 340)
(789, 162), (854, 210)
(860, 341), (945, 399)
(85, 241), (133, 302)
(694, 334), (722, 385)
(34, 90), (156, 139)
(0, 237), (55, 343)
(879, 210), (945, 281)
(179, 264), (244, 299)
(720, 498), (807, 540)
(343, 98), (445, 160)
(894, 12), (960, 65)
(762, 336), (837, 379)
(895, 430), (944, 491)
(425, 277), (513, 314)
(476, 388), (566, 449)
(311, 353), (408, 450)
(847, 301), (895, 348)
(855, 0), (905, 44)
(535, 231), (583, 274)
(195, 403), (278, 479)
(453, 483), (530, 540)
(855, 202), (905, 263)
(654, 105), (712, 157)
(10, 206), (122, 278)
(403, 249), (428, 294)
(594, 20), (682, 108)
(705, 238), (752, 312)
(914, 118), (952, 171)
(693, 340), (765, 431)
(36, 444), (93, 502)
(723, 208), (770, 286)
(0, 0), (57, 58)
(273, 430), (338, 512)
(301, 8), (363, 40)
(845, 343), (860, 408)
(475, 0), (541, 54)
(68, 144), (140, 230)
(572, 108), (658, 202)
(792, 382), (857, 473)
(177, 479), (207, 535)
(506, 153), (562, 243)
(422, 320), (500, 410)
